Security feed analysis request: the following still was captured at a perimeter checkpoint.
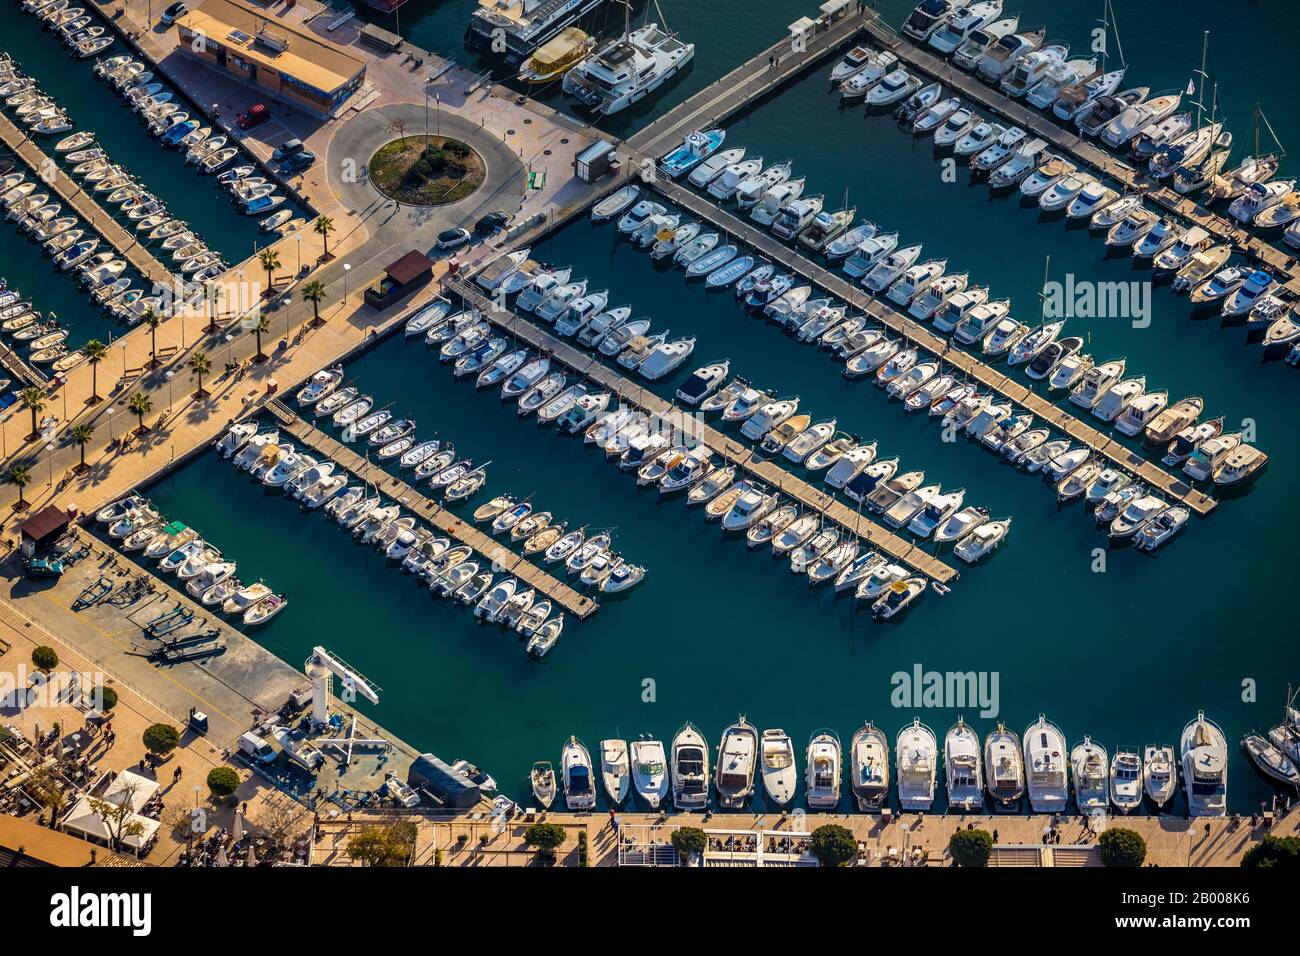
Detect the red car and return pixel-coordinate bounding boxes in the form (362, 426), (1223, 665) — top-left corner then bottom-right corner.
(236, 104), (270, 130)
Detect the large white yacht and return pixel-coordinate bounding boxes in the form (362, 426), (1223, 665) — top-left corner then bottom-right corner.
(759, 729), (798, 806)
(1181, 711), (1228, 817)
(714, 716), (758, 809)
(1023, 715), (1069, 813)
(896, 718), (938, 811)
(850, 722), (890, 811)
(630, 737), (669, 808)
(944, 718), (984, 812)
(564, 21), (694, 116)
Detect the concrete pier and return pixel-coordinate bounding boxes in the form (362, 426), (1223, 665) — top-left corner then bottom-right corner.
(263, 399), (599, 620)
(0, 110), (175, 291)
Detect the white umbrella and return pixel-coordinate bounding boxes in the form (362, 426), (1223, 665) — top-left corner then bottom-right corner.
(245, 844), (256, 867)
(231, 811), (244, 844)
(215, 846), (229, 867)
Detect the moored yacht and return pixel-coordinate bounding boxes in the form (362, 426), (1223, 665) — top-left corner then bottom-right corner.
(805, 729), (842, 810)
(1023, 715), (1068, 813)
(759, 729), (798, 807)
(715, 716), (758, 809)
(630, 737), (669, 808)
(896, 719), (938, 811)
(944, 718), (984, 812)
(1110, 747), (1143, 813)
(671, 722), (710, 811)
(1070, 736), (1110, 815)
(850, 722), (890, 811)
(1181, 711), (1227, 817)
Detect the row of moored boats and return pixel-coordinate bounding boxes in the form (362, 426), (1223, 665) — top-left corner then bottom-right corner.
(534, 709), (1253, 817)
(94, 493), (287, 626)
(20, 0), (114, 59)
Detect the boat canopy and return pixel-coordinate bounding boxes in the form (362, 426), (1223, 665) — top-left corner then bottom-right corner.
(529, 27), (590, 71)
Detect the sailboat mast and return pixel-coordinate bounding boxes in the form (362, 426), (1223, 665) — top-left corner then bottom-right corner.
(1195, 30), (1208, 130)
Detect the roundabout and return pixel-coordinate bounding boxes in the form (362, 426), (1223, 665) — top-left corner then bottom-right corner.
(367, 135), (486, 207)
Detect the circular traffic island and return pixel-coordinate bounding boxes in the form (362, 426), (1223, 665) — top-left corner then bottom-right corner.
(367, 135), (486, 207)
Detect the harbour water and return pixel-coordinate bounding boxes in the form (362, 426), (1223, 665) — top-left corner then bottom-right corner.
(80, 0), (1300, 813)
(0, 6), (286, 353)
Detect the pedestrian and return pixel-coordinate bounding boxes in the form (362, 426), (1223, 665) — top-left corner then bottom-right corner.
(992, 829), (999, 843)
(174, 766), (183, 783)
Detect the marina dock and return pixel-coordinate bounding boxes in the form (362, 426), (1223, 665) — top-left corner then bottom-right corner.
(856, 14), (1300, 291)
(0, 109), (175, 291)
(0, 336), (47, 388)
(448, 278), (960, 585)
(628, 7), (865, 161)
(262, 399), (600, 620)
(640, 179), (1219, 517)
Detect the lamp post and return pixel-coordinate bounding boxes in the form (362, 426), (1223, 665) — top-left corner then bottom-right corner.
(44, 442), (53, 488)
(165, 370), (175, 413)
(343, 262), (351, 303)
(106, 408), (114, 443)
(295, 235), (302, 275)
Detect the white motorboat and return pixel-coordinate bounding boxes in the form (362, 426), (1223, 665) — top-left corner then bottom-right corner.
(1023, 715), (1068, 813)
(629, 739), (669, 808)
(896, 719), (937, 811)
(715, 717), (759, 809)
(600, 739), (630, 805)
(1181, 712), (1227, 817)
(1143, 745), (1177, 809)
(671, 723), (710, 811)
(1110, 747), (1143, 813)
(984, 724), (1025, 811)
(945, 718), (984, 812)
(562, 736), (596, 811)
(805, 730), (842, 810)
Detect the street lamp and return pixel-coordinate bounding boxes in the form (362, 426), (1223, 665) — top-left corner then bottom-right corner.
(106, 408), (114, 442)
(44, 442), (53, 487)
(165, 370), (175, 413)
(343, 262), (352, 303)
(295, 235), (302, 275)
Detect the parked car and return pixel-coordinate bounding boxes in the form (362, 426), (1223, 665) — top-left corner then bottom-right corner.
(436, 227), (471, 250)
(475, 209), (511, 234)
(281, 150), (316, 173)
(272, 139), (304, 162)
(160, 1), (188, 25)
(236, 104), (270, 130)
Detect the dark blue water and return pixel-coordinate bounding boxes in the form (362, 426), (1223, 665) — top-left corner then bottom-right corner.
(116, 0), (1300, 814)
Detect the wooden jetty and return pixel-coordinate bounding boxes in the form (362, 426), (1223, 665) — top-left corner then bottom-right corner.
(448, 278), (960, 585)
(628, 6), (866, 161)
(857, 14), (1299, 291)
(263, 399), (599, 620)
(0, 338), (47, 389)
(642, 180), (1218, 516)
(0, 111), (175, 290)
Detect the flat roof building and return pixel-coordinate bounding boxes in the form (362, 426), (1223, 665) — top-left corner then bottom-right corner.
(175, 0), (366, 117)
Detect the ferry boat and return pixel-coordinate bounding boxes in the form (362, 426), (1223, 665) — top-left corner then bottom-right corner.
(467, 0), (607, 63)
(1181, 711), (1227, 817)
(517, 26), (595, 84)
(564, 22), (694, 116)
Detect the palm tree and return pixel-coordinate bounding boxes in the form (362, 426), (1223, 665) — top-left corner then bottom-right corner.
(251, 314), (271, 362)
(8, 464), (31, 510)
(70, 422), (93, 473)
(314, 215), (335, 260)
(142, 307), (161, 368)
(300, 279), (326, 326)
(19, 386), (45, 441)
(257, 247), (280, 298)
(82, 339), (107, 403)
(202, 281), (224, 334)
(187, 351), (211, 398)
(128, 391), (152, 434)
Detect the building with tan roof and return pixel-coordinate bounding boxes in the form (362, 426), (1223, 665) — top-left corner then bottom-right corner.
(174, 0), (366, 117)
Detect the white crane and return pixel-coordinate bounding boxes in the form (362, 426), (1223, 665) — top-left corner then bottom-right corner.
(303, 645), (380, 727)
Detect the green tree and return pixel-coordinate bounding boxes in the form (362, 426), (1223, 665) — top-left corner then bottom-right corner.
(347, 821), (417, 867)
(670, 825), (707, 863)
(202, 281), (224, 334)
(187, 351), (211, 398)
(206, 766), (241, 799)
(948, 828), (994, 867)
(810, 824), (858, 867)
(142, 307), (161, 368)
(314, 215), (335, 259)
(523, 822), (566, 860)
(31, 645), (58, 670)
(1242, 835), (1300, 868)
(19, 386), (45, 441)
(8, 464), (31, 509)
(257, 247), (280, 296)
(99, 686), (118, 710)
(251, 313), (271, 362)
(82, 339), (108, 403)
(300, 279), (326, 326)
(141, 722), (180, 756)
(70, 422), (94, 472)
(1099, 827), (1147, 868)
(128, 391), (153, 434)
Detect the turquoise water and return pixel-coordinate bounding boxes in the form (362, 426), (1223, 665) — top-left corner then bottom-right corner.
(127, 1), (1300, 814)
(0, 8), (291, 354)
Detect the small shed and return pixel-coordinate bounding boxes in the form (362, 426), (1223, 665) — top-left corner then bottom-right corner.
(575, 139), (617, 183)
(407, 753), (481, 809)
(364, 250), (434, 309)
(819, 0), (851, 21)
(19, 505), (73, 557)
